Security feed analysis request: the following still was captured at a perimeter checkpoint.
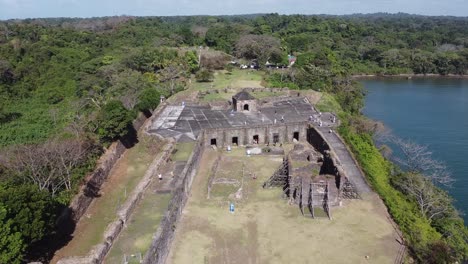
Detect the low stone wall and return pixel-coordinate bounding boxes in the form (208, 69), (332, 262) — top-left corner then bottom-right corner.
(206, 155), (222, 199)
(143, 132), (205, 264)
(57, 139), (175, 264)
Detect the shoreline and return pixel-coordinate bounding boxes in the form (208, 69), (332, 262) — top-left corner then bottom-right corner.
(352, 73), (468, 79)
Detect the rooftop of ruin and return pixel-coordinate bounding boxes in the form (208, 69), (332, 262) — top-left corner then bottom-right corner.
(148, 92), (336, 141)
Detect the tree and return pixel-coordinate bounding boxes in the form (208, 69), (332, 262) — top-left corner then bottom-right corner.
(96, 100), (134, 142)
(0, 205), (24, 264)
(158, 63), (185, 95)
(110, 69), (152, 110)
(392, 137), (454, 186)
(3, 138), (96, 196)
(137, 88), (160, 113)
(0, 60), (15, 85)
(235, 34), (284, 66)
(0, 184), (58, 249)
(393, 173), (455, 222)
(184, 51), (199, 73)
(195, 69), (214, 82)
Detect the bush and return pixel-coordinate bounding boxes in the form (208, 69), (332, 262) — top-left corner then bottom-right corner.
(96, 100), (135, 143)
(0, 183), (59, 263)
(195, 69), (214, 82)
(137, 88), (161, 112)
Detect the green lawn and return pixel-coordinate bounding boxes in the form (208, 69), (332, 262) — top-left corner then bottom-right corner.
(191, 69), (264, 91)
(171, 142), (196, 161)
(315, 92), (343, 114)
(105, 192), (171, 263)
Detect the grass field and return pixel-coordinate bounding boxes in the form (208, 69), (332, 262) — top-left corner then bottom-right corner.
(51, 135), (166, 263)
(105, 141), (195, 263)
(168, 147), (401, 264)
(192, 70), (264, 91)
(105, 191), (171, 264)
(315, 92), (344, 115)
(171, 142), (196, 161)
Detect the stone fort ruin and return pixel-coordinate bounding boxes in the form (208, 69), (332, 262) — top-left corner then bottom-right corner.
(149, 90), (363, 218)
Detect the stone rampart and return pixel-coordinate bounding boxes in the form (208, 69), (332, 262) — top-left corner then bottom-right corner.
(57, 140), (175, 264)
(142, 132), (205, 264)
(58, 113), (148, 225)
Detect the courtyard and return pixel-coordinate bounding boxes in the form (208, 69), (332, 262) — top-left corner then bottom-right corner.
(167, 147), (401, 264)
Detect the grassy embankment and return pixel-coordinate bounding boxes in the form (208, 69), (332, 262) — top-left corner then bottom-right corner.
(51, 135), (165, 261)
(105, 142), (195, 263)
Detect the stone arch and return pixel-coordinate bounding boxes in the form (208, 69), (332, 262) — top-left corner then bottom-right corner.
(243, 104), (249, 111)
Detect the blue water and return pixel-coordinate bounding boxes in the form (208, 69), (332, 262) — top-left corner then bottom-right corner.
(361, 78), (468, 222)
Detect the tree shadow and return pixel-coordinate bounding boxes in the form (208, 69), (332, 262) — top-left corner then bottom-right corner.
(120, 124), (139, 149)
(25, 205), (76, 263)
(0, 112), (22, 124)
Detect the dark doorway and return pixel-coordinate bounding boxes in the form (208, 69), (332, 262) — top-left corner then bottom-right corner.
(273, 133), (280, 143)
(293, 132), (299, 141)
(253, 135), (259, 144)
(232, 137), (238, 145)
(210, 138), (217, 146)
(244, 104), (249, 111)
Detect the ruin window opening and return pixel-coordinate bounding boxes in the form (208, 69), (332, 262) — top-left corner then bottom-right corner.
(232, 137), (238, 145)
(253, 135), (259, 144)
(273, 133), (280, 143)
(244, 104), (249, 111)
(293, 132), (299, 141)
(210, 138), (217, 146)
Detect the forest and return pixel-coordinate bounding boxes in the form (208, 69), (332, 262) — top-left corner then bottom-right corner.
(0, 13), (467, 263)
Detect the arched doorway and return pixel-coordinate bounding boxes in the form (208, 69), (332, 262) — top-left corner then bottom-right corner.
(243, 104), (249, 111)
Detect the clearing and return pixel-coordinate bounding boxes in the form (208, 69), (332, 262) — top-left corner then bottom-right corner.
(168, 146), (401, 264)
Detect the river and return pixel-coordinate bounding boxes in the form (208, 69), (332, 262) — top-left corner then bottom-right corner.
(361, 77), (468, 223)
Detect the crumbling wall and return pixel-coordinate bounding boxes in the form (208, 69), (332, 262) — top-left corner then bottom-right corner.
(57, 140), (175, 264)
(142, 132), (205, 264)
(59, 113), (148, 225)
(306, 126), (359, 203)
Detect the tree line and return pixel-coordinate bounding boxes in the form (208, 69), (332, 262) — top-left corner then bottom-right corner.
(0, 13), (467, 262)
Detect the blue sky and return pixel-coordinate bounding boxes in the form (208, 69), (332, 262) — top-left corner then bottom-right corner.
(0, 0), (467, 20)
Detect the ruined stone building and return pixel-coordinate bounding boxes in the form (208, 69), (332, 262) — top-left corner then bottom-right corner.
(149, 89), (359, 219)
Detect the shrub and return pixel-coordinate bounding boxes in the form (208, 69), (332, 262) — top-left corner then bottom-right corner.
(96, 100), (135, 143)
(195, 69), (214, 82)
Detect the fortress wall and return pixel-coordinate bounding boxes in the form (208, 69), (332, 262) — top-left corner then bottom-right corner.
(57, 139), (176, 264)
(306, 126), (346, 203)
(58, 112), (149, 226)
(55, 102), (171, 264)
(142, 132), (206, 264)
(203, 122), (308, 147)
(224, 128), (246, 146)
